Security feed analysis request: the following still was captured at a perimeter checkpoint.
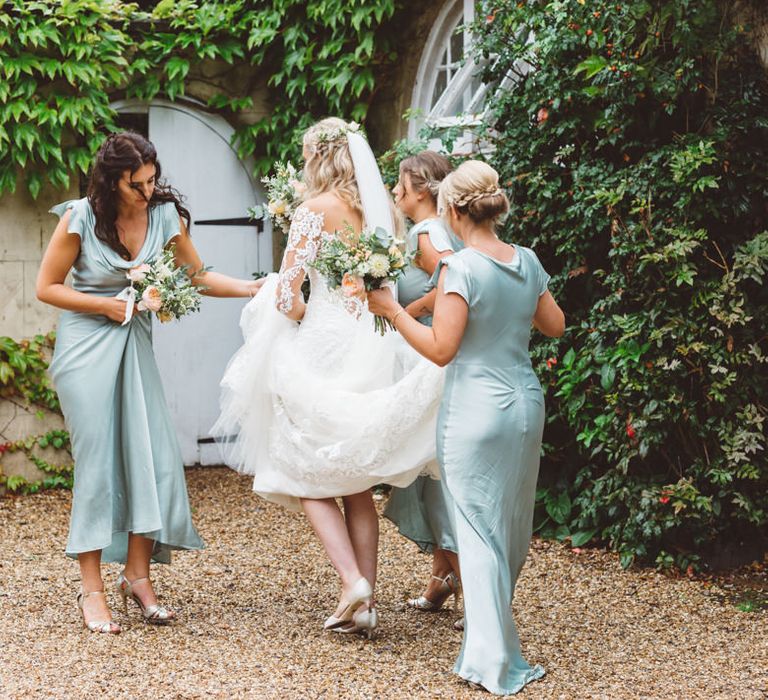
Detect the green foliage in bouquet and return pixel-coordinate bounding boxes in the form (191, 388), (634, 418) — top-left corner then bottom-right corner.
(0, 0), (400, 196)
(471, 0), (768, 570)
(310, 225), (411, 334)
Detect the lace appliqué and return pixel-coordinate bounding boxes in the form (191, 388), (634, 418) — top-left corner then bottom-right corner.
(328, 287), (365, 319)
(277, 206), (325, 314)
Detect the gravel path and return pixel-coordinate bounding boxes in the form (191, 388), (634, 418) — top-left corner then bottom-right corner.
(0, 467), (766, 699)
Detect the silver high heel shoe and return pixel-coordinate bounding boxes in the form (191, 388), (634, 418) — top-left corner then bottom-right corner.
(115, 571), (175, 625)
(334, 604), (379, 639)
(323, 577), (373, 630)
(77, 590), (121, 634)
(407, 571), (461, 612)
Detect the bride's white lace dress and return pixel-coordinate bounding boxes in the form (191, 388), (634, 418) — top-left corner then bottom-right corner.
(214, 205), (443, 510)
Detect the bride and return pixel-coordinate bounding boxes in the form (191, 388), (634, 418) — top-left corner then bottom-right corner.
(214, 117), (443, 637)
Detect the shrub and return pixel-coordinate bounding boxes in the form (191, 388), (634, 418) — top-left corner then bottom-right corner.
(470, 0), (768, 569)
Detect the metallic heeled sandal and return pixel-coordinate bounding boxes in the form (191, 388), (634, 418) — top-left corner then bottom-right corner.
(115, 571), (175, 625)
(333, 604), (379, 640)
(453, 617), (464, 631)
(407, 571), (461, 612)
(77, 590), (121, 634)
(323, 577), (373, 631)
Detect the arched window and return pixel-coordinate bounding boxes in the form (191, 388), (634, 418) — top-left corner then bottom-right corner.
(409, 1), (530, 151)
(408, 0), (487, 144)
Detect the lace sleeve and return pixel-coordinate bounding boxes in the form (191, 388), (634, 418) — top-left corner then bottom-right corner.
(276, 205), (325, 315)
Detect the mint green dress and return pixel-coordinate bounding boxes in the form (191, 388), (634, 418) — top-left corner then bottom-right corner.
(433, 246), (548, 695)
(48, 198), (204, 564)
(384, 218), (462, 552)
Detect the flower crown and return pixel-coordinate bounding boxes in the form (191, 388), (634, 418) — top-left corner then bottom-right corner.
(309, 121), (362, 150)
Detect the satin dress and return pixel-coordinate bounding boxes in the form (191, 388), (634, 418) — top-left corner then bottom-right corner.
(384, 218), (462, 553)
(49, 198), (204, 564)
(433, 246), (549, 695)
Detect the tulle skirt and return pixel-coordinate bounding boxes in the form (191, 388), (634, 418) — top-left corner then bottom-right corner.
(213, 273), (443, 511)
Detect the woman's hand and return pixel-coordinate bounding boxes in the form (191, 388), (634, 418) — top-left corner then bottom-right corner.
(99, 297), (134, 324)
(244, 278), (266, 298)
(367, 287), (400, 320)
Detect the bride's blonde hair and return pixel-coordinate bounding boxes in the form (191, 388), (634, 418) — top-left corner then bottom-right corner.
(438, 160), (509, 229)
(302, 117), (362, 216)
(302, 117), (405, 238)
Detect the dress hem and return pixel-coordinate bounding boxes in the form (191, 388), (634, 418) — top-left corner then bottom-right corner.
(454, 664), (545, 697)
(66, 529), (205, 564)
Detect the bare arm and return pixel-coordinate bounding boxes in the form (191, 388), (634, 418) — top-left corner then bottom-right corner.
(368, 267), (469, 367)
(404, 287), (437, 319)
(533, 290), (565, 337)
(172, 218), (263, 298)
(404, 233), (453, 318)
(36, 211), (130, 323)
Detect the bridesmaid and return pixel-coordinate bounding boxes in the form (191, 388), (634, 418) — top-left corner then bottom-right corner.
(369, 160), (564, 695)
(385, 151), (462, 613)
(36, 131), (262, 633)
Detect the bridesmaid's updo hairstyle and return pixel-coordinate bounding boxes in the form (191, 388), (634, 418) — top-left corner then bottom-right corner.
(88, 131), (191, 259)
(438, 160), (509, 228)
(302, 117), (363, 217)
(399, 150), (452, 201)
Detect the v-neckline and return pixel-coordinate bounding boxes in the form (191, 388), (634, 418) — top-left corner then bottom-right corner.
(117, 208), (152, 264)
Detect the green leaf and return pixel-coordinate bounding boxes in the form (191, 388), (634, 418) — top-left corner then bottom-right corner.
(600, 364), (616, 390)
(574, 55), (608, 79)
(545, 491), (572, 525)
(27, 172), (42, 199)
(570, 529), (597, 547)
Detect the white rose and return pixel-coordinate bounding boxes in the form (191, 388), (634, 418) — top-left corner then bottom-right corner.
(155, 263), (173, 281)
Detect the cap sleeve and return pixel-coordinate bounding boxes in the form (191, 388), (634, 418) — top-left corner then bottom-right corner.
(158, 202), (182, 244)
(49, 198), (91, 238)
(528, 248), (551, 296)
(430, 255), (472, 304)
(423, 220), (458, 253)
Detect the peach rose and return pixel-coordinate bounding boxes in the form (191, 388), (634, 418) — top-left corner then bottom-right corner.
(138, 285), (162, 312)
(341, 273), (365, 298)
(126, 263), (150, 283)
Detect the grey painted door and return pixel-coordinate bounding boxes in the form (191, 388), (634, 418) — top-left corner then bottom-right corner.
(145, 103), (269, 465)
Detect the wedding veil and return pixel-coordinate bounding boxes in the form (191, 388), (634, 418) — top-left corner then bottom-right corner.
(347, 130), (394, 238)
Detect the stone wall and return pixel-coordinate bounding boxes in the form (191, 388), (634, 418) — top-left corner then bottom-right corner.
(0, 183), (78, 340)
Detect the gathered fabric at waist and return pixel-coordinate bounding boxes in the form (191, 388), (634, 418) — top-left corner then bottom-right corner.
(445, 361), (542, 391)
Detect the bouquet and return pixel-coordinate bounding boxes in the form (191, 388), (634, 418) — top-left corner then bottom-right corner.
(121, 246), (205, 324)
(310, 226), (412, 335)
(248, 161), (305, 236)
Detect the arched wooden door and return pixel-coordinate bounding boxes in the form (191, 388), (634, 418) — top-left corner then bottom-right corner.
(113, 99), (272, 465)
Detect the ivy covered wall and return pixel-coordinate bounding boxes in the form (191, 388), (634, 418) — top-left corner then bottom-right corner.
(0, 0), (444, 340)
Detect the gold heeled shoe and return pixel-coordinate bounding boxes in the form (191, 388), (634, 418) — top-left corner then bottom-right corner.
(323, 577), (373, 631)
(407, 571), (461, 612)
(115, 571), (175, 625)
(77, 590), (121, 634)
(333, 604), (379, 639)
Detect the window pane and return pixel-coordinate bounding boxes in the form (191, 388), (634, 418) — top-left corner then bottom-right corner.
(431, 69), (448, 108)
(450, 21), (464, 65)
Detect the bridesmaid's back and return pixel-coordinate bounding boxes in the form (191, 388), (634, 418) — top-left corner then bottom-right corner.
(439, 245), (549, 368)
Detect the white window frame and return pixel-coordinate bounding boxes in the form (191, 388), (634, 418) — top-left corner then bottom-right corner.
(408, 0), (484, 144)
(409, 0), (532, 152)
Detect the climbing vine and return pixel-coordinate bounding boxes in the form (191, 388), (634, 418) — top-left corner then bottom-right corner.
(0, 0), (401, 195)
(0, 429), (73, 493)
